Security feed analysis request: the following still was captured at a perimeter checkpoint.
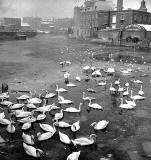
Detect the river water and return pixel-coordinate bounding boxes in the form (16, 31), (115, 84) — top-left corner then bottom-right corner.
(0, 35), (151, 160)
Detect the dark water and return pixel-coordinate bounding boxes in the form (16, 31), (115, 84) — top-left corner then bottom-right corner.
(0, 35), (151, 160)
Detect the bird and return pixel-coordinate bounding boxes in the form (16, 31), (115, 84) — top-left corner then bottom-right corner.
(26, 103), (37, 109)
(52, 109), (64, 121)
(138, 85), (144, 96)
(37, 132), (55, 141)
(106, 67), (115, 74)
(56, 84), (67, 93)
(125, 99), (136, 107)
(16, 94), (30, 101)
(10, 103), (24, 110)
(91, 120), (109, 130)
(88, 99), (103, 110)
(125, 82), (129, 87)
(115, 78), (120, 85)
(92, 70), (101, 77)
(36, 111), (46, 121)
(109, 83), (116, 92)
(118, 85), (125, 92)
(6, 119), (15, 134)
(39, 123), (56, 133)
(133, 79), (143, 84)
(45, 90), (56, 99)
(130, 90), (145, 100)
(97, 79), (107, 86)
(23, 143), (43, 158)
(71, 121), (80, 132)
(71, 134), (97, 146)
(27, 91), (42, 104)
(119, 98), (134, 109)
(82, 92), (95, 102)
(123, 87), (129, 96)
(0, 118), (11, 125)
(0, 112), (5, 120)
(58, 96), (73, 105)
(66, 83), (77, 87)
(87, 88), (96, 93)
(63, 103), (82, 113)
(66, 151), (81, 160)
(22, 122), (32, 130)
(54, 121), (71, 128)
(0, 100), (13, 106)
(76, 74), (81, 82)
(22, 132), (34, 145)
(59, 131), (71, 144)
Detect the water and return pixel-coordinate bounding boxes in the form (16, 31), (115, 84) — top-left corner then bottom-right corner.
(0, 35), (151, 159)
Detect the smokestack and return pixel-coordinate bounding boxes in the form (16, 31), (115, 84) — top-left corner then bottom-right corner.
(117, 0), (123, 11)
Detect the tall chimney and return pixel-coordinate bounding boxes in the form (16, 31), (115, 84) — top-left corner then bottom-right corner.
(117, 0), (123, 11)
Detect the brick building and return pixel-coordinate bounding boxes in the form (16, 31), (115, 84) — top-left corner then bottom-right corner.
(74, 0), (151, 39)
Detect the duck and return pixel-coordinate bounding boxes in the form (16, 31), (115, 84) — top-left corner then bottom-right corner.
(66, 151), (81, 160)
(91, 120), (109, 130)
(22, 122), (32, 130)
(88, 99), (103, 110)
(39, 123), (56, 133)
(71, 121), (80, 132)
(59, 131), (71, 144)
(119, 98), (134, 109)
(22, 132), (34, 145)
(37, 132), (55, 141)
(23, 143), (43, 158)
(109, 83), (116, 92)
(63, 103), (82, 113)
(71, 134), (97, 146)
(138, 85), (144, 96)
(54, 120), (71, 128)
(52, 109), (64, 121)
(130, 90), (145, 100)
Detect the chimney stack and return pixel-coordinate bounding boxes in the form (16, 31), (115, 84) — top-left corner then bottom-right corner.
(117, 0), (123, 11)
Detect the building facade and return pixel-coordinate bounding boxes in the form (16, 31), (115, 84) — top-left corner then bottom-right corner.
(74, 0), (151, 39)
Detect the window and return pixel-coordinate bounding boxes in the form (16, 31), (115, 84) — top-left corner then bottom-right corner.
(112, 15), (116, 23)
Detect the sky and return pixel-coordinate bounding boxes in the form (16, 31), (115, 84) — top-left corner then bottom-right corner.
(0, 0), (151, 18)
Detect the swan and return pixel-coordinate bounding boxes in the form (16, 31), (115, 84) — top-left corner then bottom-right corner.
(138, 85), (144, 96)
(87, 88), (96, 93)
(123, 87), (129, 96)
(91, 120), (109, 130)
(97, 79), (106, 86)
(109, 83), (116, 92)
(6, 120), (15, 133)
(0, 112), (5, 120)
(63, 103), (82, 113)
(58, 98), (73, 105)
(23, 143), (43, 158)
(10, 103), (24, 110)
(71, 121), (80, 132)
(26, 103), (37, 109)
(0, 92), (9, 100)
(82, 92), (95, 102)
(37, 132), (55, 141)
(28, 91), (42, 104)
(71, 134), (97, 146)
(88, 99), (103, 110)
(92, 70), (101, 77)
(56, 84), (67, 93)
(125, 82), (129, 87)
(119, 98), (134, 109)
(106, 67), (115, 74)
(0, 100), (13, 106)
(50, 103), (60, 110)
(59, 131), (71, 144)
(17, 94), (30, 101)
(16, 108), (32, 118)
(133, 79), (143, 84)
(18, 115), (36, 124)
(125, 99), (136, 107)
(52, 109), (64, 121)
(66, 83), (77, 87)
(76, 74), (81, 82)
(37, 111), (46, 121)
(66, 151), (81, 160)
(39, 123), (56, 133)
(0, 118), (11, 125)
(45, 90), (56, 99)
(65, 61), (71, 66)
(118, 85), (125, 92)
(130, 90), (145, 100)
(54, 121), (71, 128)
(115, 78), (120, 85)
(22, 132), (34, 145)
(35, 100), (51, 112)
(22, 122), (32, 130)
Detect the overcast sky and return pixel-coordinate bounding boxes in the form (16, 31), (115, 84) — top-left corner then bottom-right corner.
(0, 0), (150, 18)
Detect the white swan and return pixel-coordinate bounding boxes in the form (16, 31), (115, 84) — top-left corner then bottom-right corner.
(26, 103), (37, 109)
(22, 132), (34, 145)
(82, 92), (95, 102)
(37, 111), (46, 121)
(66, 83), (77, 87)
(0, 100), (13, 106)
(123, 87), (129, 96)
(92, 70), (101, 77)
(119, 98), (134, 109)
(118, 85), (124, 92)
(71, 121), (80, 132)
(39, 123), (56, 133)
(52, 109), (64, 121)
(58, 98), (73, 105)
(130, 90), (145, 100)
(0, 112), (5, 120)
(97, 79), (106, 86)
(138, 85), (144, 96)
(66, 151), (81, 160)
(91, 120), (109, 130)
(115, 78), (120, 85)
(109, 83), (116, 92)
(59, 131), (71, 144)
(17, 94), (30, 101)
(125, 99), (136, 107)
(63, 103), (82, 113)
(37, 132), (55, 141)
(10, 103), (24, 110)
(133, 79), (143, 84)
(23, 143), (43, 158)
(22, 122), (31, 130)
(0, 118), (11, 125)
(56, 84), (67, 93)
(45, 90), (56, 99)
(88, 99), (103, 110)
(76, 74), (81, 82)
(28, 91), (42, 104)
(71, 134), (97, 146)
(54, 121), (71, 128)
(6, 120), (15, 133)
(50, 103), (60, 110)
(106, 67), (115, 74)
(16, 109), (32, 118)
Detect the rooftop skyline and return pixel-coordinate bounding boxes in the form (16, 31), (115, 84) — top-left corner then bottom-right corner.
(0, 0), (151, 18)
